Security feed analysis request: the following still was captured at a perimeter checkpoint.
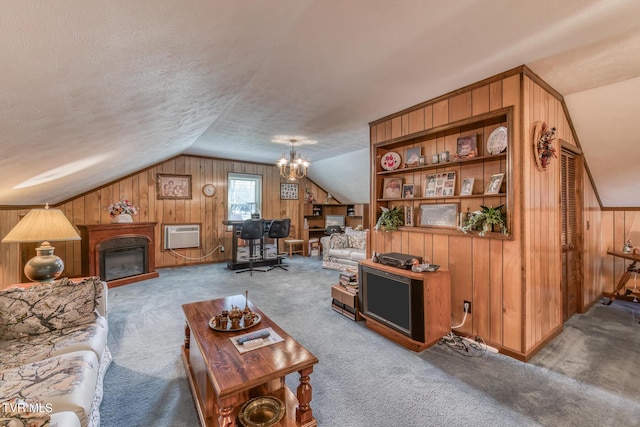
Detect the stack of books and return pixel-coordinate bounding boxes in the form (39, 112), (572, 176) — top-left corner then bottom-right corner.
(339, 271), (358, 294)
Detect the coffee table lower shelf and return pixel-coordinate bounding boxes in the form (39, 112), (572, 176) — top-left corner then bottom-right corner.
(182, 346), (316, 427)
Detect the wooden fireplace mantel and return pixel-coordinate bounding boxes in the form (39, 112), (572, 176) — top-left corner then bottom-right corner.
(78, 222), (159, 288)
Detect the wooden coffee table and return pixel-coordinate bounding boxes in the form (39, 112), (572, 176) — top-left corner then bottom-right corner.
(181, 295), (318, 427)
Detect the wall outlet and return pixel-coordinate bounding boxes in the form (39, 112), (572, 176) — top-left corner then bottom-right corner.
(463, 300), (471, 314)
(220, 245), (225, 253)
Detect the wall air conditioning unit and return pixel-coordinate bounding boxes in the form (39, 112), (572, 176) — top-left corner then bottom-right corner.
(164, 224), (200, 250)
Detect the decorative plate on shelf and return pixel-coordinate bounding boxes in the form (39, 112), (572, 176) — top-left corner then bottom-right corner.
(381, 151), (402, 170)
(487, 126), (508, 154)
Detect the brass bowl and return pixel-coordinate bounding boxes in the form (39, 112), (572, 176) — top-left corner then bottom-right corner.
(238, 396), (285, 427)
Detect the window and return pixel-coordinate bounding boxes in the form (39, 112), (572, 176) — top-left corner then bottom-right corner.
(227, 173), (262, 221)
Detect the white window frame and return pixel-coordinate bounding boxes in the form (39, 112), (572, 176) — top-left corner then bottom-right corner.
(227, 173), (263, 222)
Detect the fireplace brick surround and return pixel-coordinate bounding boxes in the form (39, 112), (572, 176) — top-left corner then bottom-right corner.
(78, 222), (159, 288)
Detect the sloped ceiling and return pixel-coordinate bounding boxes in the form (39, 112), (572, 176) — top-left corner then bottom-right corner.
(1, 0), (640, 207)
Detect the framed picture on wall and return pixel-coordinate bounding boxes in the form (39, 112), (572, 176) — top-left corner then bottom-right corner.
(280, 183), (299, 200)
(157, 174), (192, 199)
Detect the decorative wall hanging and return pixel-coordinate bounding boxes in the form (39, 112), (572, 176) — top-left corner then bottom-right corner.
(157, 174), (192, 199)
(533, 121), (557, 171)
(280, 183), (299, 200)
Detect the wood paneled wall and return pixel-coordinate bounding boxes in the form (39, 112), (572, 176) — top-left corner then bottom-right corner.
(369, 66), (603, 359)
(0, 155), (329, 288)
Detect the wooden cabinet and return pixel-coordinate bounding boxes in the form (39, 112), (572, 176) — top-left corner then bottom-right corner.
(372, 107), (513, 239)
(357, 259), (451, 351)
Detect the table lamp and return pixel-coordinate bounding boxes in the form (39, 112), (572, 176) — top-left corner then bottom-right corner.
(2, 203), (81, 282)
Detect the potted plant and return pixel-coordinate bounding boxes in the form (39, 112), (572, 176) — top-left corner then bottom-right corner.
(461, 205), (508, 237)
(374, 206), (404, 232)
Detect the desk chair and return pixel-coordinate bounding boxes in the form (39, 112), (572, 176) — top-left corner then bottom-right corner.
(236, 219), (266, 276)
(284, 224), (305, 258)
(266, 219), (290, 271)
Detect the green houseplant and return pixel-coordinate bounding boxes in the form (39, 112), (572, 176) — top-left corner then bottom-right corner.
(461, 205), (508, 237)
(375, 206), (404, 232)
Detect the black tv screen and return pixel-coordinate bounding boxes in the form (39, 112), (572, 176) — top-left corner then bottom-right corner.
(360, 265), (424, 341)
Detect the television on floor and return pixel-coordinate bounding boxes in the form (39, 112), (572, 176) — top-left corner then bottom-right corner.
(325, 215), (345, 229)
(358, 264), (425, 341)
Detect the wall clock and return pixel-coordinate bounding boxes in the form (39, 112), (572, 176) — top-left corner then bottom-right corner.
(202, 184), (216, 197)
(280, 183), (299, 200)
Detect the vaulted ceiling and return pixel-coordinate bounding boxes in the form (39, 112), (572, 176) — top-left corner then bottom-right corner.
(2, 1), (640, 207)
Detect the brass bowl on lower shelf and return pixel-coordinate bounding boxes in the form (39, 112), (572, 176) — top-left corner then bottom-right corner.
(237, 396), (285, 427)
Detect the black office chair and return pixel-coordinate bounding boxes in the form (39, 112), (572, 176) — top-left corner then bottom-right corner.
(236, 219), (266, 276)
(267, 219), (291, 271)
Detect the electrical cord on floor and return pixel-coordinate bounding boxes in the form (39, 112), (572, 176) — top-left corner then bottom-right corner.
(438, 333), (487, 357)
(169, 245), (224, 261)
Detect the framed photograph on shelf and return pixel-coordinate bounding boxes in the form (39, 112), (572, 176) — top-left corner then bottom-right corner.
(485, 173), (505, 195)
(425, 172), (456, 197)
(405, 206), (414, 226)
(405, 147), (421, 167)
(419, 203), (459, 228)
(383, 177), (403, 199)
(280, 183), (299, 200)
(460, 178), (475, 196)
(402, 184), (415, 198)
(157, 174), (192, 200)
(456, 134), (478, 158)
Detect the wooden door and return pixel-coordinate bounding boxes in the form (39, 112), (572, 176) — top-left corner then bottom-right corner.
(561, 148), (582, 321)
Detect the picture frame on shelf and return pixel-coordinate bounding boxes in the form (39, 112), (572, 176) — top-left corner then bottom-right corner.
(405, 206), (414, 226)
(456, 134), (478, 159)
(425, 172), (456, 197)
(419, 203), (459, 228)
(157, 174), (192, 200)
(280, 183), (299, 200)
(460, 178), (474, 196)
(402, 184), (415, 198)
(405, 147), (421, 167)
(484, 173), (505, 195)
(383, 177), (403, 199)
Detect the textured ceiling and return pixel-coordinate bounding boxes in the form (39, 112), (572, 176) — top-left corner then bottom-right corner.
(1, 0), (640, 206)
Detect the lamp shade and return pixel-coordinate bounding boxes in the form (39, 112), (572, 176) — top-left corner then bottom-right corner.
(2, 204), (81, 282)
(2, 205), (81, 243)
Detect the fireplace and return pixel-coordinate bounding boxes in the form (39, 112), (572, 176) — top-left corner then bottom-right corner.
(79, 222), (159, 287)
(99, 236), (148, 282)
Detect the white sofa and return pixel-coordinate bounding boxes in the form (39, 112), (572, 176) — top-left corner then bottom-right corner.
(0, 277), (111, 427)
(320, 227), (369, 271)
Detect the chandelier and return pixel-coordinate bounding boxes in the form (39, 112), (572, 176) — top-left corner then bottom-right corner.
(273, 136), (314, 181)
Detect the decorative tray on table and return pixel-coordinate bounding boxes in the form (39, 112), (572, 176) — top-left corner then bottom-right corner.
(209, 312), (262, 332)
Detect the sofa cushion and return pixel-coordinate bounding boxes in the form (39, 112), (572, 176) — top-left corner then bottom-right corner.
(0, 277), (102, 340)
(0, 316), (108, 371)
(349, 250), (367, 261)
(329, 233), (349, 249)
(327, 248), (353, 259)
(0, 397), (51, 426)
(0, 350), (99, 427)
(345, 227), (367, 250)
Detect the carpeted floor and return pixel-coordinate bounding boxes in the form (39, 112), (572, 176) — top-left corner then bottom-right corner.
(100, 257), (640, 426)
